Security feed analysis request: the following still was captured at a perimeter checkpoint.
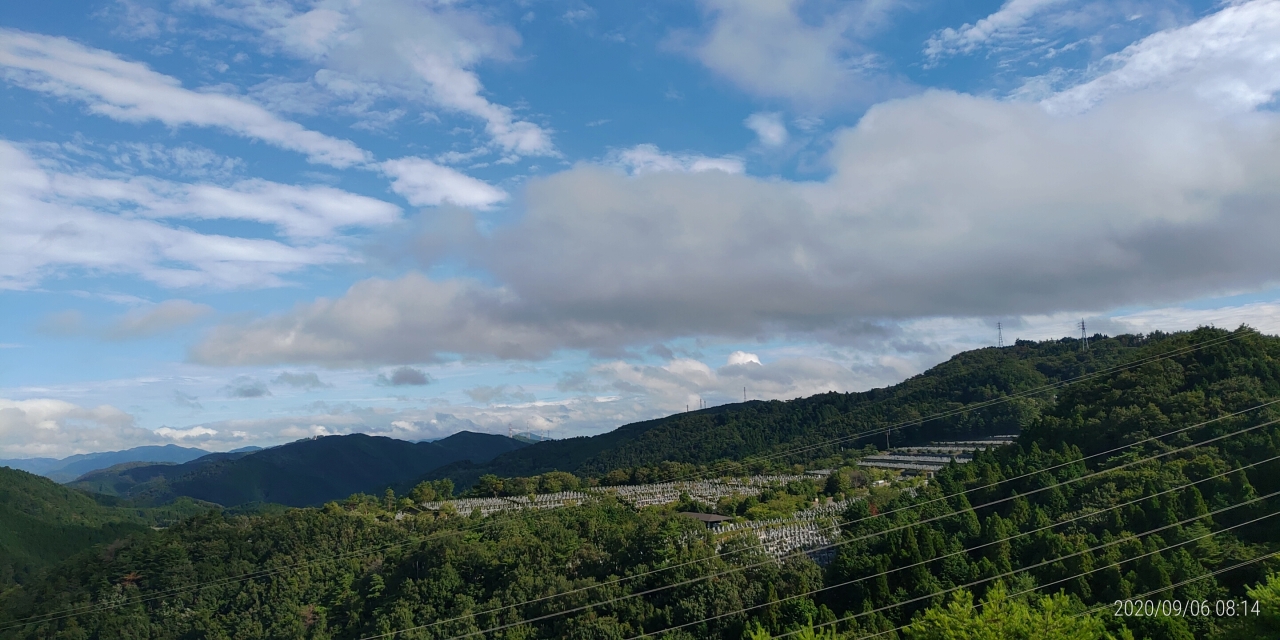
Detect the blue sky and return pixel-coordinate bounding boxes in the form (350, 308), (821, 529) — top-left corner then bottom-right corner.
(3, 0), (1280, 457)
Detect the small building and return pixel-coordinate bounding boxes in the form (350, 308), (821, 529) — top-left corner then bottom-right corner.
(678, 512), (734, 529)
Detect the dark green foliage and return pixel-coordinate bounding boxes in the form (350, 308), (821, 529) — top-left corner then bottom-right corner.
(0, 468), (206, 589)
(820, 328), (1280, 639)
(69, 431), (528, 508)
(0, 499), (825, 639)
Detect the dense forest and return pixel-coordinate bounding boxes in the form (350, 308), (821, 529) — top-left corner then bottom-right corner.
(4, 327), (1280, 639)
(0, 468), (208, 588)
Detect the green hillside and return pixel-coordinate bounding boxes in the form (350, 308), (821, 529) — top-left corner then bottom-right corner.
(0, 468), (206, 588)
(429, 330), (1202, 488)
(71, 431), (529, 507)
(4, 328), (1280, 639)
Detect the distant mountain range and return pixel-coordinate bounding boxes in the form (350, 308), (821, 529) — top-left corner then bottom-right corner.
(0, 444), (246, 483)
(69, 431), (528, 507)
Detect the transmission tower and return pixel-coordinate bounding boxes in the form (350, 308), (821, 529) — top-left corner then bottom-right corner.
(997, 322), (1004, 348)
(1079, 318), (1089, 350)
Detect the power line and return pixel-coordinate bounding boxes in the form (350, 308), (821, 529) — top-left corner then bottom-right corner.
(353, 399), (1280, 639)
(430, 412), (1280, 640)
(1073, 550), (1280, 619)
(855, 548), (1280, 640)
(776, 499), (1280, 640)
(640, 478), (1280, 640)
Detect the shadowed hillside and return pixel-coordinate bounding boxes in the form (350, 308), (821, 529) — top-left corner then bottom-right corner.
(0, 468), (206, 587)
(70, 431), (528, 507)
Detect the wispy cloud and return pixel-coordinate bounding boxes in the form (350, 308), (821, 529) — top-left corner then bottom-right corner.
(925, 0), (1066, 62)
(1043, 0), (1280, 114)
(0, 140), (393, 290)
(0, 29), (371, 167)
(104, 300), (213, 340)
(186, 0), (556, 157)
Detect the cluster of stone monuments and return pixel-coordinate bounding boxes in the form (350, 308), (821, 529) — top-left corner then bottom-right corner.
(857, 436), (1015, 473)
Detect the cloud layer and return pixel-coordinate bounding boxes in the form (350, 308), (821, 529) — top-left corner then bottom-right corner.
(194, 78), (1280, 365)
(0, 398), (154, 457)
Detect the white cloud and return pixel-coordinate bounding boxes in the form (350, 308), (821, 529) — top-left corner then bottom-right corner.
(190, 274), (567, 365)
(189, 0), (555, 156)
(381, 156), (507, 208)
(676, 0), (906, 109)
(189, 2), (1280, 367)
(925, 0), (1067, 61)
(726, 351), (761, 366)
(611, 144), (744, 175)
(1107, 301), (1280, 336)
(0, 140), (397, 289)
(104, 299), (213, 340)
(1044, 0), (1280, 114)
(51, 175), (402, 239)
(191, 85), (1280, 365)
(590, 355), (865, 413)
(0, 28), (370, 167)
(153, 425), (218, 439)
(744, 112), (789, 147)
(0, 398), (154, 457)
(108, 142), (243, 181)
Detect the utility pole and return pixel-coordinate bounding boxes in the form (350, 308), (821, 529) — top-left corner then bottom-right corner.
(744, 386), (747, 402)
(1080, 318), (1089, 351)
(997, 322), (1004, 348)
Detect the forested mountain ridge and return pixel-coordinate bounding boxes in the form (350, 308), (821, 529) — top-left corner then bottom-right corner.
(4, 328), (1280, 639)
(429, 331), (1189, 487)
(68, 431), (528, 508)
(0, 468), (207, 588)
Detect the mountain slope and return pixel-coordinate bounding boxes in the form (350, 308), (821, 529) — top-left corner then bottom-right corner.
(0, 445), (212, 483)
(0, 468), (207, 587)
(429, 330), (1232, 487)
(71, 431), (528, 507)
